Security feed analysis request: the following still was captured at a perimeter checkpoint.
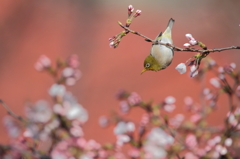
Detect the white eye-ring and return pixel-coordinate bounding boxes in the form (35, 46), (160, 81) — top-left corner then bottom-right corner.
(145, 63), (151, 68)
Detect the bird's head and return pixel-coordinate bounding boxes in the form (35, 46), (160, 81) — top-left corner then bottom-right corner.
(141, 55), (161, 74)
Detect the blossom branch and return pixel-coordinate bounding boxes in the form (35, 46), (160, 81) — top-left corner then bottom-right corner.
(118, 21), (240, 54)
(0, 99), (27, 123)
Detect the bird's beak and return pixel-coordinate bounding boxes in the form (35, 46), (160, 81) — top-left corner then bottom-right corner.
(141, 68), (147, 74)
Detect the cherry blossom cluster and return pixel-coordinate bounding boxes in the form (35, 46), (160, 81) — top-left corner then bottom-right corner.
(109, 5), (141, 48)
(35, 54), (81, 86)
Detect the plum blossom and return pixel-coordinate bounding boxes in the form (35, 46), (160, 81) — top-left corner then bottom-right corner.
(175, 63), (187, 74)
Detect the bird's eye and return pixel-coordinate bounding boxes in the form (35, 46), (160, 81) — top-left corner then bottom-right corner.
(145, 63), (151, 68)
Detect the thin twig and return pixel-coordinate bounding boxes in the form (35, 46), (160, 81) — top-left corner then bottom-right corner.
(0, 99), (27, 123)
(118, 22), (240, 53)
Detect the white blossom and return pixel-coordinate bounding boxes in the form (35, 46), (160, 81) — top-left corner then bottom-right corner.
(65, 104), (88, 123)
(49, 84), (66, 97)
(175, 63), (187, 74)
(210, 78), (221, 88)
(144, 127), (174, 159)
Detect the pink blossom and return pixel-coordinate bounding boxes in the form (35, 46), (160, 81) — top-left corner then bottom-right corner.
(119, 100), (130, 113)
(25, 100), (52, 123)
(164, 104), (175, 112)
(184, 96), (193, 106)
(185, 34), (195, 41)
(230, 62), (236, 69)
(190, 113), (202, 123)
(218, 66), (224, 73)
(77, 138), (87, 148)
(185, 134), (197, 148)
(34, 55), (51, 71)
(133, 10), (141, 17)
(185, 152), (198, 159)
(215, 144), (227, 155)
(85, 139), (101, 150)
(98, 116), (109, 127)
(140, 113), (149, 125)
(169, 114), (184, 128)
(66, 77), (76, 86)
(128, 92), (142, 105)
(189, 40), (197, 45)
(128, 148), (140, 158)
(128, 5), (134, 13)
(3, 116), (20, 138)
(70, 125), (83, 137)
(67, 54), (79, 68)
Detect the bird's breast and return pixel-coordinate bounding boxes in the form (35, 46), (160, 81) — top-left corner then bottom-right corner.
(151, 45), (173, 68)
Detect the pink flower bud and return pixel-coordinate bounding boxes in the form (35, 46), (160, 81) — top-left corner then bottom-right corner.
(128, 5), (134, 13)
(133, 10), (141, 17)
(109, 41), (115, 48)
(190, 65), (198, 77)
(67, 54), (79, 68)
(189, 39), (197, 45)
(185, 34), (195, 41)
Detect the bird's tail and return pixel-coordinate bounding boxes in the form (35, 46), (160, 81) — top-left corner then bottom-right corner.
(167, 18), (175, 30)
(156, 18), (174, 41)
(160, 18), (174, 42)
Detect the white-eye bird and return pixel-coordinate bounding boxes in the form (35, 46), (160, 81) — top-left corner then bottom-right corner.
(141, 18), (175, 74)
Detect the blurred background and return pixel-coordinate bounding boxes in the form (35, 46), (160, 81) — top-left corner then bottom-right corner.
(0, 0), (240, 144)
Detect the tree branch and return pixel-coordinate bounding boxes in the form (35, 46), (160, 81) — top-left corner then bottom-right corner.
(0, 99), (27, 123)
(118, 22), (240, 54)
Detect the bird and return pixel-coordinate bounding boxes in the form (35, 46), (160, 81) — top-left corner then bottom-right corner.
(141, 18), (175, 74)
